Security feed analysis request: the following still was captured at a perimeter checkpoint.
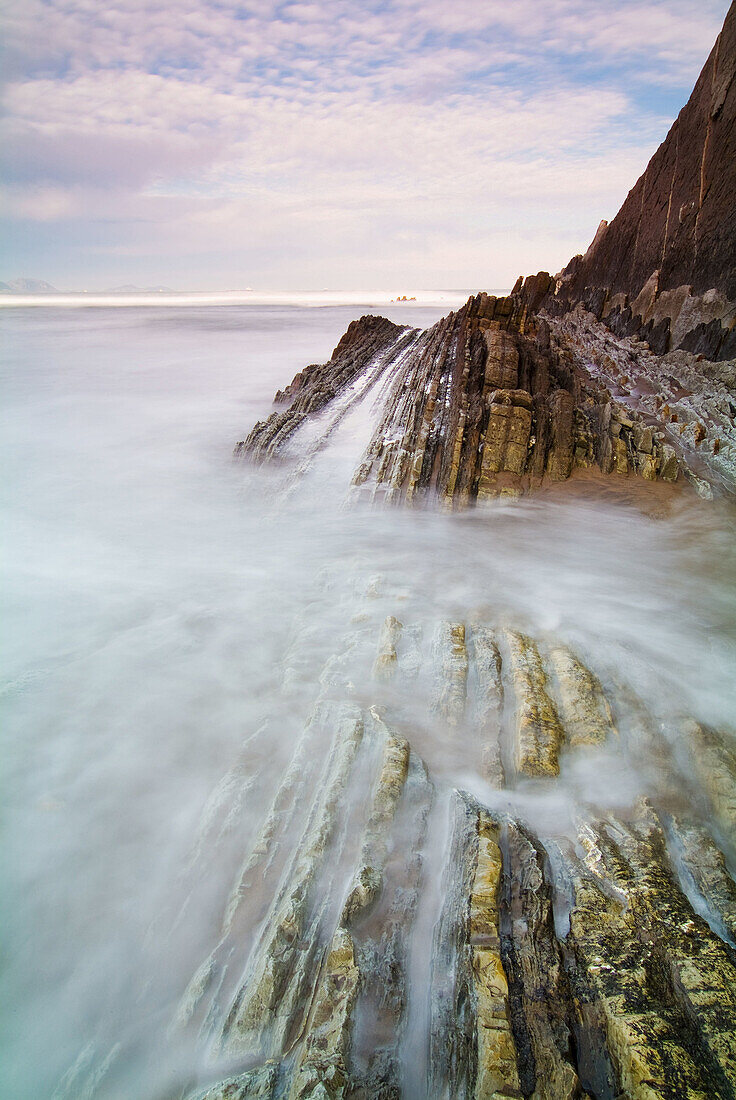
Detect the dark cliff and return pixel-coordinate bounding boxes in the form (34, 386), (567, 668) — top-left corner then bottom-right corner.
(564, 1), (736, 303)
(519, 1), (736, 362)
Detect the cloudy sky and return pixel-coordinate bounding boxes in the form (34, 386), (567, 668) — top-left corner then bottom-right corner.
(0, 0), (730, 290)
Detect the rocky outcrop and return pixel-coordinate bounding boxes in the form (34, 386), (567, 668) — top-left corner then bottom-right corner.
(238, 290), (736, 499)
(236, 315), (417, 462)
(515, 2), (736, 361)
(52, 15), (736, 1100)
(548, 308), (735, 496)
(169, 610), (736, 1100)
(236, 9), (736, 498)
(58, 583), (736, 1099)
(564, 1), (736, 302)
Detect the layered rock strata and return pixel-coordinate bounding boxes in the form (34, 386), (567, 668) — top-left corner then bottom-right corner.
(59, 599), (736, 1099)
(237, 0), (736, 500)
(164, 609), (736, 1100)
(237, 316), (417, 464)
(64, 12), (735, 1099)
(236, 288), (736, 500)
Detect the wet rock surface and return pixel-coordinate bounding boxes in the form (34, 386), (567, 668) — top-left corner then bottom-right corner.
(54, 568), (736, 1100)
(53, 11), (735, 1098)
(168, 613), (736, 1099)
(235, 316), (418, 464)
(234, 0), (736, 509)
(237, 287), (736, 501)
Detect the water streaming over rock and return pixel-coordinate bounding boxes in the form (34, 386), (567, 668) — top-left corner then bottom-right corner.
(1, 301), (735, 1099)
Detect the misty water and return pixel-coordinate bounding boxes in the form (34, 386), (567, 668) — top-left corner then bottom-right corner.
(2, 302), (735, 1099)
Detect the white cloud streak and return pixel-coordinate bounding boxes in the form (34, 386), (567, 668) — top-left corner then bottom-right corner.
(0, 0), (730, 287)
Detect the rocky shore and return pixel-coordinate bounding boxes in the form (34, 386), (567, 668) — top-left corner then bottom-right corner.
(57, 7), (735, 1100)
(166, 611), (736, 1100)
(237, 290), (734, 503)
(218, 8), (736, 1097)
(239, 1), (736, 507)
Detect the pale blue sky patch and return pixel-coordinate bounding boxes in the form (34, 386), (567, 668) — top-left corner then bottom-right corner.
(0, 0), (730, 290)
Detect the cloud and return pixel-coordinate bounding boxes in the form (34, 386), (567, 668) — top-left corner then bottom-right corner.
(1, 0), (731, 287)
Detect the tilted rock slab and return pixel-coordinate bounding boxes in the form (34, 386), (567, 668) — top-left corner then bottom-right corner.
(236, 291), (696, 502)
(85, 613), (734, 1100)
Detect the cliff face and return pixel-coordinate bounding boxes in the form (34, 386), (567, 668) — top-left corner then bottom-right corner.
(526, 1), (736, 361)
(237, 10), (736, 505)
(564, 2), (736, 303)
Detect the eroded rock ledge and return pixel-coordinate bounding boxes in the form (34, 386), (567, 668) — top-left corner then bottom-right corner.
(55, 587), (736, 1100)
(236, 291), (735, 500)
(168, 613), (736, 1099)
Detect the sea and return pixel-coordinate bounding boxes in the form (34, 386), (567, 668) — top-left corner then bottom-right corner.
(1, 294), (735, 1098)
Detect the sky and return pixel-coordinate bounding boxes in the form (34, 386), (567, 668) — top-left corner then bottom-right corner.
(0, 0), (731, 291)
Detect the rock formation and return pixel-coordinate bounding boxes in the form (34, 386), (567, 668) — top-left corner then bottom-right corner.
(517, 1), (736, 362)
(237, 11), (736, 501)
(165, 611), (736, 1100)
(55, 584), (736, 1100)
(238, 4), (736, 502)
(237, 287), (735, 498)
(211, 13), (736, 1091)
(58, 10), (736, 1100)
(192, 9), (736, 1096)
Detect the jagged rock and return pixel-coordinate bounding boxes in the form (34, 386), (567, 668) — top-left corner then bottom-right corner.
(684, 720), (736, 838)
(554, 5), (736, 316)
(476, 388), (533, 498)
(216, 705), (364, 1060)
(504, 630), (564, 777)
(238, 289), (705, 501)
(429, 794), (522, 1099)
(373, 615), (403, 681)
(432, 621), (468, 727)
(236, 315), (415, 462)
(562, 800), (736, 1098)
(549, 308), (735, 494)
(501, 823), (583, 1100)
(547, 645), (616, 749)
(191, 1064), (279, 1100)
(669, 814), (736, 944)
(341, 718), (410, 923)
(232, 12), (735, 512)
(288, 927), (359, 1100)
(174, 699), (354, 1037)
(512, 5), (736, 361)
(159, 614), (736, 1100)
(429, 796), (585, 1098)
(471, 814), (525, 1100)
(471, 627), (505, 788)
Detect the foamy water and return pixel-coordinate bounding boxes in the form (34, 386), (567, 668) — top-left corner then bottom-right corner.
(1, 302), (734, 1099)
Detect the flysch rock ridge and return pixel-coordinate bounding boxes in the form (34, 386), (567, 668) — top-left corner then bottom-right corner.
(164, 611), (736, 1100)
(238, 286), (736, 500)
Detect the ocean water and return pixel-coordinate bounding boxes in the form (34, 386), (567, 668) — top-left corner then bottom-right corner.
(1, 301), (735, 1099)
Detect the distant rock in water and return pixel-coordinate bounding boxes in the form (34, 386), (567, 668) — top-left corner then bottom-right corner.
(518, 1), (736, 362)
(103, 284), (174, 293)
